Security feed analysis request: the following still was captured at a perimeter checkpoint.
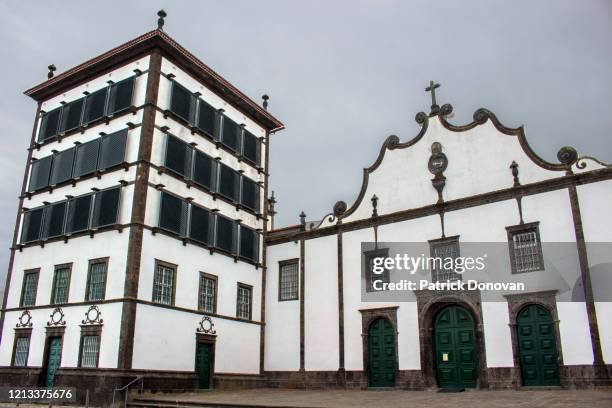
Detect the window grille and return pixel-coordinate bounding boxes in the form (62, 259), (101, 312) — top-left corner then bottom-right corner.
(80, 335), (100, 368)
(12, 337), (30, 367)
(279, 261), (298, 300)
(198, 274), (216, 313)
(430, 238), (462, 282)
(51, 267), (70, 304)
(20, 270), (39, 307)
(508, 224), (544, 274)
(237, 285), (251, 320)
(153, 263), (174, 305)
(86, 261), (107, 301)
(364, 250), (390, 292)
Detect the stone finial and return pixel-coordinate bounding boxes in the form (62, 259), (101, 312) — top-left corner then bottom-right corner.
(268, 191), (277, 230)
(47, 64), (56, 79)
(371, 194), (378, 217)
(262, 94), (269, 110)
(157, 9), (167, 30)
(299, 211), (306, 227)
(510, 161), (520, 186)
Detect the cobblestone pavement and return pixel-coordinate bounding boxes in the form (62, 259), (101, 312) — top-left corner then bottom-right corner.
(139, 388), (612, 408)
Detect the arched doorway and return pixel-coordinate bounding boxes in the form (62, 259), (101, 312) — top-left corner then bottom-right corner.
(434, 305), (478, 389)
(367, 317), (396, 387)
(516, 304), (560, 386)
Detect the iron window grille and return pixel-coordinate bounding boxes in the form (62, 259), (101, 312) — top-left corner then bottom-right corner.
(86, 259), (108, 301)
(279, 259), (299, 301)
(198, 273), (217, 313)
(429, 236), (462, 282)
(236, 283), (252, 320)
(51, 264), (71, 304)
(79, 334), (100, 368)
(20, 269), (39, 307)
(11, 336), (31, 367)
(152, 261), (176, 305)
(506, 222), (544, 274)
(364, 248), (390, 292)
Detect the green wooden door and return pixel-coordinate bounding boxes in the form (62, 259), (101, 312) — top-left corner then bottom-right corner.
(517, 304), (560, 386)
(367, 318), (395, 387)
(434, 305), (478, 389)
(44, 337), (62, 387)
(195, 342), (213, 389)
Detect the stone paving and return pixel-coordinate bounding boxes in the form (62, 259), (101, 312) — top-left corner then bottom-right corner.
(138, 388), (612, 408)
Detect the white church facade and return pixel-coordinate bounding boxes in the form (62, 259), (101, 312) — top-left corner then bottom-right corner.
(0, 13), (610, 405)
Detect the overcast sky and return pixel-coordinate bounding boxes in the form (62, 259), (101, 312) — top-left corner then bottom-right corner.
(0, 1), (611, 286)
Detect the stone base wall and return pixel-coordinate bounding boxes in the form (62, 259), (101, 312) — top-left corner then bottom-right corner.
(0, 364), (608, 406)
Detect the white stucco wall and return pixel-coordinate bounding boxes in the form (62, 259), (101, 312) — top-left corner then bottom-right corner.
(264, 242), (300, 371)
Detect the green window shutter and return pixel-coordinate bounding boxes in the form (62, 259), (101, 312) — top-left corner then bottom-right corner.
(108, 77), (135, 115)
(59, 98), (85, 133)
(83, 88), (107, 124)
(28, 155), (53, 192)
(66, 194), (93, 233)
(21, 208), (44, 243)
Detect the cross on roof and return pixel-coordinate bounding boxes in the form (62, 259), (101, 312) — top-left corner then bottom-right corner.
(425, 80), (441, 115)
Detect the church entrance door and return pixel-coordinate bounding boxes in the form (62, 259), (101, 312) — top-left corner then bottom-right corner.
(434, 305), (477, 389)
(195, 342), (213, 389)
(517, 304), (560, 386)
(367, 318), (396, 387)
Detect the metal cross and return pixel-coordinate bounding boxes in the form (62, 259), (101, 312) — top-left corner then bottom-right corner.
(425, 80), (440, 108)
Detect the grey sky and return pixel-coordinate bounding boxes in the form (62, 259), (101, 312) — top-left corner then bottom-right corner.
(0, 1), (611, 285)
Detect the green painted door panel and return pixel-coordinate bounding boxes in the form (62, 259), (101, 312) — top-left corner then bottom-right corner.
(195, 342), (213, 389)
(45, 337), (62, 388)
(368, 318), (395, 387)
(517, 304), (560, 386)
(434, 305), (477, 389)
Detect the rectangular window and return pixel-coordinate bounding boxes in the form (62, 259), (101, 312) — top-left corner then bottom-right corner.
(107, 77), (135, 115)
(83, 88), (107, 124)
(79, 335), (100, 368)
(42, 201), (67, 239)
(159, 192), (188, 235)
(28, 156), (53, 192)
(12, 336), (30, 367)
(221, 116), (241, 152)
(98, 129), (128, 170)
(218, 163), (239, 201)
(241, 176), (260, 212)
(170, 82), (196, 123)
(51, 265), (71, 304)
(153, 261), (176, 305)
(66, 194), (93, 233)
(279, 260), (299, 301)
(73, 138), (100, 178)
(86, 259), (107, 301)
(59, 98), (84, 133)
(197, 99), (217, 137)
(21, 207), (44, 243)
(91, 187), (120, 228)
(507, 222), (544, 274)
(430, 237), (462, 282)
(192, 150), (215, 191)
(239, 225), (258, 262)
(242, 130), (260, 166)
(39, 108), (61, 142)
(215, 215), (236, 254)
(236, 283), (252, 320)
(364, 248), (390, 292)
(189, 204), (212, 245)
(198, 273), (217, 313)
(164, 135), (192, 178)
(49, 147), (76, 185)
(20, 269), (39, 307)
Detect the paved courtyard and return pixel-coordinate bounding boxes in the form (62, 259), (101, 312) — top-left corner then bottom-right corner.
(135, 388), (612, 408)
